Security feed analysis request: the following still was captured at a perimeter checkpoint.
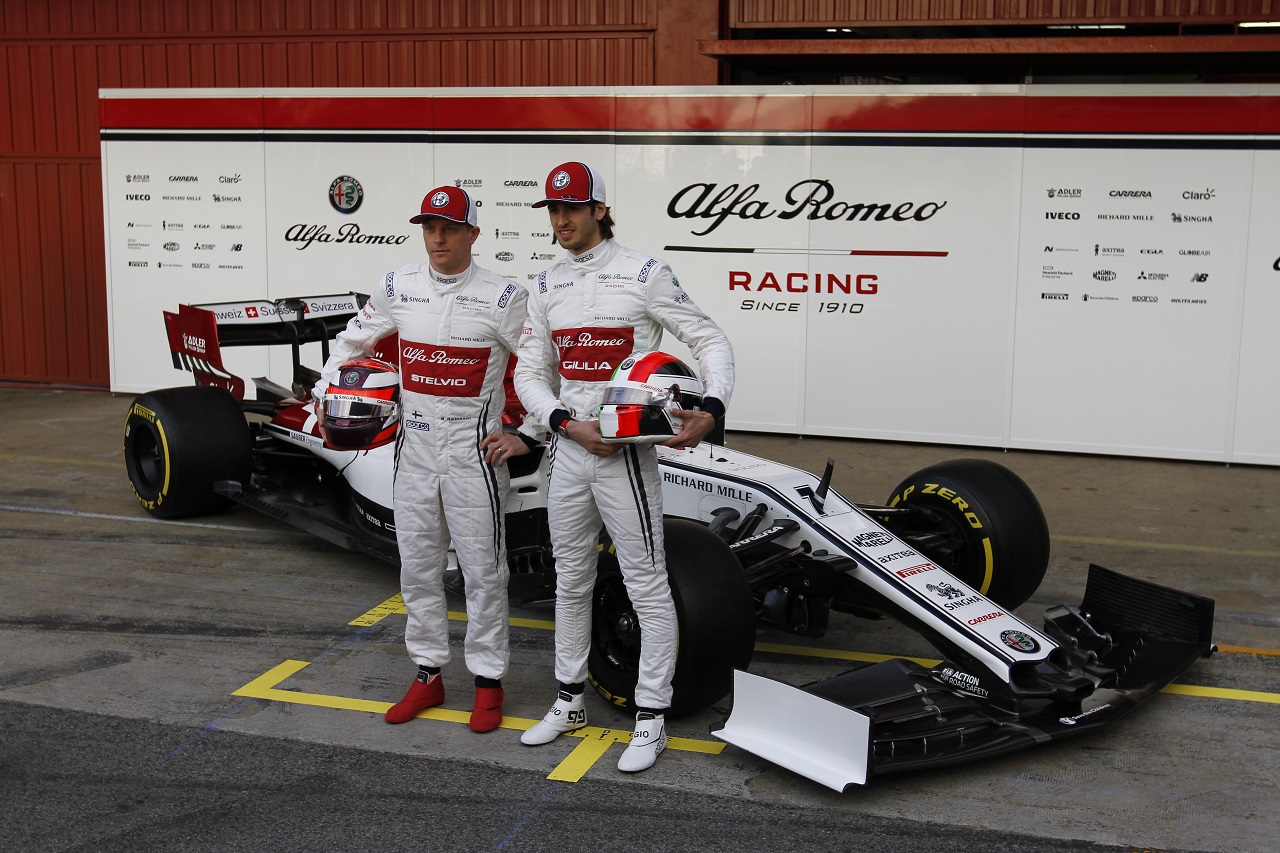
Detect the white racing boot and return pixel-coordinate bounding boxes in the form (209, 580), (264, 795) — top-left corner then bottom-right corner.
(617, 711), (667, 772)
(521, 691), (588, 745)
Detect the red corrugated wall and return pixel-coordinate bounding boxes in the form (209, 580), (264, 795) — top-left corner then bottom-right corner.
(4, 0), (1272, 386)
(0, 0), (719, 387)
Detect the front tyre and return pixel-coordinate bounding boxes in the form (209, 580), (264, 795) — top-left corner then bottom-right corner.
(881, 459), (1049, 610)
(588, 518), (755, 717)
(124, 386), (252, 519)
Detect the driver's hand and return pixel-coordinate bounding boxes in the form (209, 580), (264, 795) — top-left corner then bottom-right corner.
(480, 431), (531, 467)
(658, 409), (717, 449)
(564, 419), (620, 458)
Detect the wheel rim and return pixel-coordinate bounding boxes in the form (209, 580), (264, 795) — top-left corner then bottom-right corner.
(592, 572), (641, 672)
(128, 423), (165, 490)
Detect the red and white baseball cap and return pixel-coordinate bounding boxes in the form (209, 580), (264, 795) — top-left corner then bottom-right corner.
(410, 185), (478, 226)
(531, 162), (607, 208)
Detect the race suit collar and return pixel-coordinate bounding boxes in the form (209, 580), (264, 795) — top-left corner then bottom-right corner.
(426, 261), (473, 291)
(568, 238), (617, 271)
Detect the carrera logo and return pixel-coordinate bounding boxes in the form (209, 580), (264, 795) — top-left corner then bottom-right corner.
(967, 611), (1003, 625)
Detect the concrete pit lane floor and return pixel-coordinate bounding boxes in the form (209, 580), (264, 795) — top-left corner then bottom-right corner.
(1, 387), (1276, 853)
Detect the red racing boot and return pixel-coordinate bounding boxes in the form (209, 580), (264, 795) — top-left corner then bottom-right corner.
(385, 670), (444, 724)
(470, 678), (504, 733)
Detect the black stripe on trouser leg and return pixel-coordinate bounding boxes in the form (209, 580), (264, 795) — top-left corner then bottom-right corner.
(475, 397), (503, 557)
(624, 443), (656, 568)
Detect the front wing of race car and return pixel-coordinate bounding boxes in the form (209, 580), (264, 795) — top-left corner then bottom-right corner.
(713, 563), (1215, 791)
(654, 446), (1215, 790)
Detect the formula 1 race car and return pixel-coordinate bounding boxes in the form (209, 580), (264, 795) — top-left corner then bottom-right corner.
(125, 295), (1215, 790)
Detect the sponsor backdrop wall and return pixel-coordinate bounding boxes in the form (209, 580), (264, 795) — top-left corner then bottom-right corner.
(101, 85), (1280, 465)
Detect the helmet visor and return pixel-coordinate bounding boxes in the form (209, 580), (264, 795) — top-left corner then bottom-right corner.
(324, 395), (396, 420)
(599, 384), (673, 408)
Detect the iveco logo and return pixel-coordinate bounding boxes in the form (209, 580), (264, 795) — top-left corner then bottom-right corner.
(125, 194), (150, 201)
(1045, 212), (1079, 220)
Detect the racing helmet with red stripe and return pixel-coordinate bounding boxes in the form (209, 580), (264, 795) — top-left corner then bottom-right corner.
(597, 351), (704, 444)
(319, 357), (400, 450)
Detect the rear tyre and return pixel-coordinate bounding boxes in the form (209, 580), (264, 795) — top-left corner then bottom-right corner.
(124, 386), (252, 519)
(588, 518), (755, 716)
(881, 458), (1049, 609)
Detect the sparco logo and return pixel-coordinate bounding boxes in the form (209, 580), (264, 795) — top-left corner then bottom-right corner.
(1109, 189), (1152, 198)
(504, 180), (539, 187)
(667, 179), (947, 236)
(285, 223), (410, 250)
(169, 175), (199, 182)
(495, 251), (515, 262)
(403, 347), (481, 366)
(1093, 270), (1116, 281)
(852, 531), (894, 547)
(1045, 212), (1079, 220)
(329, 175), (363, 214)
(1132, 295), (1158, 303)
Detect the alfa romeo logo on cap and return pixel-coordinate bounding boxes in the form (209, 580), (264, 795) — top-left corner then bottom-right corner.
(329, 176), (364, 214)
(430, 191), (451, 208)
(342, 370), (360, 386)
(551, 170), (571, 191)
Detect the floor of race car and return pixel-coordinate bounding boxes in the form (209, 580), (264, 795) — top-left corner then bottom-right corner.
(2, 388), (1276, 853)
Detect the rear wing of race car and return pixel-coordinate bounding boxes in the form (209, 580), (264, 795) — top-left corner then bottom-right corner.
(162, 294), (365, 402)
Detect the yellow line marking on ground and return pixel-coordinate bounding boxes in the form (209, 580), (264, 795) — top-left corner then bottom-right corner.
(346, 599), (1280, 706)
(1054, 533), (1280, 561)
(1161, 683), (1280, 704)
(753, 641), (940, 668)
(1216, 644), (1280, 657)
(232, 659), (724, 781)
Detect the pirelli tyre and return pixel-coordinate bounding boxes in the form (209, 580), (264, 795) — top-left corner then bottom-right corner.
(124, 386), (252, 519)
(882, 459), (1049, 610)
(588, 518), (755, 716)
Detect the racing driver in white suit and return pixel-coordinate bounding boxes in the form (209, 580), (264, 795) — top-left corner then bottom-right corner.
(313, 185), (531, 733)
(514, 161), (734, 772)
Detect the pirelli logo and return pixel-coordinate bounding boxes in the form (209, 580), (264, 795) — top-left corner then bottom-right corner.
(895, 564), (937, 579)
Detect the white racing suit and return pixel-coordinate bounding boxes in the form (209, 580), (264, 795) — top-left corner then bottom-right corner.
(513, 238), (734, 708)
(315, 262), (529, 680)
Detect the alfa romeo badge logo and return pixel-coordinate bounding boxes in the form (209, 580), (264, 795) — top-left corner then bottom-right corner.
(342, 370), (360, 386)
(1000, 630), (1040, 653)
(329, 176), (363, 214)
(551, 170), (571, 191)
(430, 191), (451, 208)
